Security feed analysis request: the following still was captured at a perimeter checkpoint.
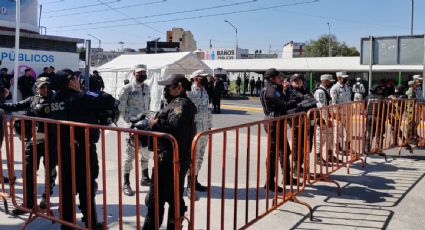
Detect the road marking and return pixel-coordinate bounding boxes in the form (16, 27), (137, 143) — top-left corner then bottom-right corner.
(221, 104), (263, 113)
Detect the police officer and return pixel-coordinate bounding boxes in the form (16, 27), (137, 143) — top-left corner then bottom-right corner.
(330, 72), (352, 153)
(0, 77), (56, 214)
(260, 68), (300, 192)
(18, 69), (36, 100)
(118, 64), (152, 196)
(312, 74), (340, 164)
(352, 78), (366, 101)
(287, 74), (317, 175)
(51, 69), (115, 229)
(89, 70), (105, 92)
(186, 70), (212, 199)
(212, 71), (224, 113)
(142, 74), (196, 230)
(365, 85), (386, 155)
(0, 67), (12, 101)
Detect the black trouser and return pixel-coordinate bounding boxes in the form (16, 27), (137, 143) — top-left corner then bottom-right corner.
(212, 96), (221, 113)
(365, 115), (385, 152)
(143, 161), (189, 230)
(61, 140), (99, 230)
(267, 122), (291, 185)
(291, 125), (306, 171)
(24, 141), (57, 208)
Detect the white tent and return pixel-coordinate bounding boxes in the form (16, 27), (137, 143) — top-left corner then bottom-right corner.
(97, 52), (212, 111)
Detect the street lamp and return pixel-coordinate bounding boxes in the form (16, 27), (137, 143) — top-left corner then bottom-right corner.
(410, 0), (414, 35)
(118, 41), (124, 52)
(224, 20), (238, 50)
(151, 37), (160, 54)
(87, 34), (101, 49)
(327, 22), (331, 57)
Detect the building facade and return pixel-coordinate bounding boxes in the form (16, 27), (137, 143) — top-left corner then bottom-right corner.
(166, 27), (197, 52)
(282, 41), (305, 58)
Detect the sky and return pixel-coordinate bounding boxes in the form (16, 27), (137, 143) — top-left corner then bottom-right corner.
(39, 0), (425, 54)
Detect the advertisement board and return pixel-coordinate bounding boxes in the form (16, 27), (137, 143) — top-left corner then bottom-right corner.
(0, 47), (79, 77)
(0, 0), (39, 33)
(202, 48), (249, 60)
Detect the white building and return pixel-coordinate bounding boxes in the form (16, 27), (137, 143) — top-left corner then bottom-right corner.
(282, 41), (306, 58)
(166, 27), (197, 52)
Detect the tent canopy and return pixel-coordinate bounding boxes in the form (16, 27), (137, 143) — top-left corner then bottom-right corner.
(97, 52), (211, 112)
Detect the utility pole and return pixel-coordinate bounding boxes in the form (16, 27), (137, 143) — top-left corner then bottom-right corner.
(410, 0), (414, 35)
(87, 34), (101, 49)
(327, 22), (331, 57)
(119, 41), (124, 52)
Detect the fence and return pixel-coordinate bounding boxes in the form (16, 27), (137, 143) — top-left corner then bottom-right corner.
(1, 99), (424, 229)
(188, 112), (313, 230)
(6, 114), (182, 230)
(0, 111), (11, 214)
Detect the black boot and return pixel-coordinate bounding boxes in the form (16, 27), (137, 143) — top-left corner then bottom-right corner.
(123, 173), (134, 196)
(82, 200), (104, 230)
(195, 176), (207, 192)
(140, 169), (151, 186)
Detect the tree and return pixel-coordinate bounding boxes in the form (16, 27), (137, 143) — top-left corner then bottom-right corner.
(303, 34), (359, 57)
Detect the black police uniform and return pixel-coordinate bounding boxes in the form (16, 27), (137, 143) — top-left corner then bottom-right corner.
(18, 75), (36, 100)
(260, 81), (300, 188)
(143, 95), (196, 230)
(212, 78), (224, 113)
(286, 87), (317, 173)
(0, 91), (56, 209)
(89, 75), (105, 92)
(51, 87), (115, 229)
(365, 90), (386, 153)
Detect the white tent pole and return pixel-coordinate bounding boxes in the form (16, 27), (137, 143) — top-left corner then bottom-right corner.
(13, 0), (21, 103)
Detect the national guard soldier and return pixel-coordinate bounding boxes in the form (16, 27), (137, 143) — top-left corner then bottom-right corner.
(352, 78), (366, 101)
(118, 64), (152, 196)
(260, 68), (300, 192)
(364, 85), (387, 156)
(186, 70), (212, 200)
(0, 77), (56, 215)
(312, 74), (340, 164)
(404, 80), (418, 145)
(51, 69), (115, 230)
(330, 72), (352, 154)
(412, 75), (424, 102)
(142, 74), (196, 230)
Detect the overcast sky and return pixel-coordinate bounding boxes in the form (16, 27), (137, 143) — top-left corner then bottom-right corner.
(40, 0), (425, 53)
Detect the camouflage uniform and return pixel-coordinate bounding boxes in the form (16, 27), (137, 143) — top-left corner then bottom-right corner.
(352, 82), (366, 101)
(330, 81), (352, 152)
(118, 82), (151, 174)
(187, 84), (212, 175)
(313, 85), (333, 155)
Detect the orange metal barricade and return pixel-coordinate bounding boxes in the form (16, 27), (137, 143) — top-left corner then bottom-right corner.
(7, 114), (182, 230)
(188, 112), (312, 230)
(418, 102), (425, 147)
(0, 111), (11, 214)
(307, 101), (365, 193)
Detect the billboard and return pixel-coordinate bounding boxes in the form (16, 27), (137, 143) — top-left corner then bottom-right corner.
(360, 35), (424, 65)
(0, 47), (79, 77)
(202, 48), (249, 60)
(0, 0), (39, 33)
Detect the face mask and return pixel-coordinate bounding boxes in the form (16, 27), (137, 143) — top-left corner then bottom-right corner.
(136, 74), (147, 83)
(163, 86), (174, 103)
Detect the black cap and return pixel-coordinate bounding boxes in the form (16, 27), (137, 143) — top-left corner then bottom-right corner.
(55, 69), (75, 88)
(158, 74), (191, 91)
(264, 68), (282, 79)
(290, 73), (304, 81)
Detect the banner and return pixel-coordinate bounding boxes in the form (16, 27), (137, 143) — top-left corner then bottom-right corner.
(0, 0), (39, 33)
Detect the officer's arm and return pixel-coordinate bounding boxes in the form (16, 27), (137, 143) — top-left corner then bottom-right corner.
(264, 87), (298, 113)
(144, 87), (151, 116)
(0, 97), (31, 112)
(330, 87), (337, 105)
(117, 87), (129, 122)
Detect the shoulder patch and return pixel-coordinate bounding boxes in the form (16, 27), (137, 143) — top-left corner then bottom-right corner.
(87, 91), (99, 97)
(174, 106), (183, 115)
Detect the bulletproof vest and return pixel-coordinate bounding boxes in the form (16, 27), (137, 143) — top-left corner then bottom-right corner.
(312, 86), (331, 105)
(260, 85), (280, 117)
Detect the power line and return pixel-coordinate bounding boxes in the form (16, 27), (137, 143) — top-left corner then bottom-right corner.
(49, 0), (257, 29)
(44, 0), (121, 13)
(95, 0), (163, 35)
(50, 0), (320, 33)
(47, 0), (166, 18)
